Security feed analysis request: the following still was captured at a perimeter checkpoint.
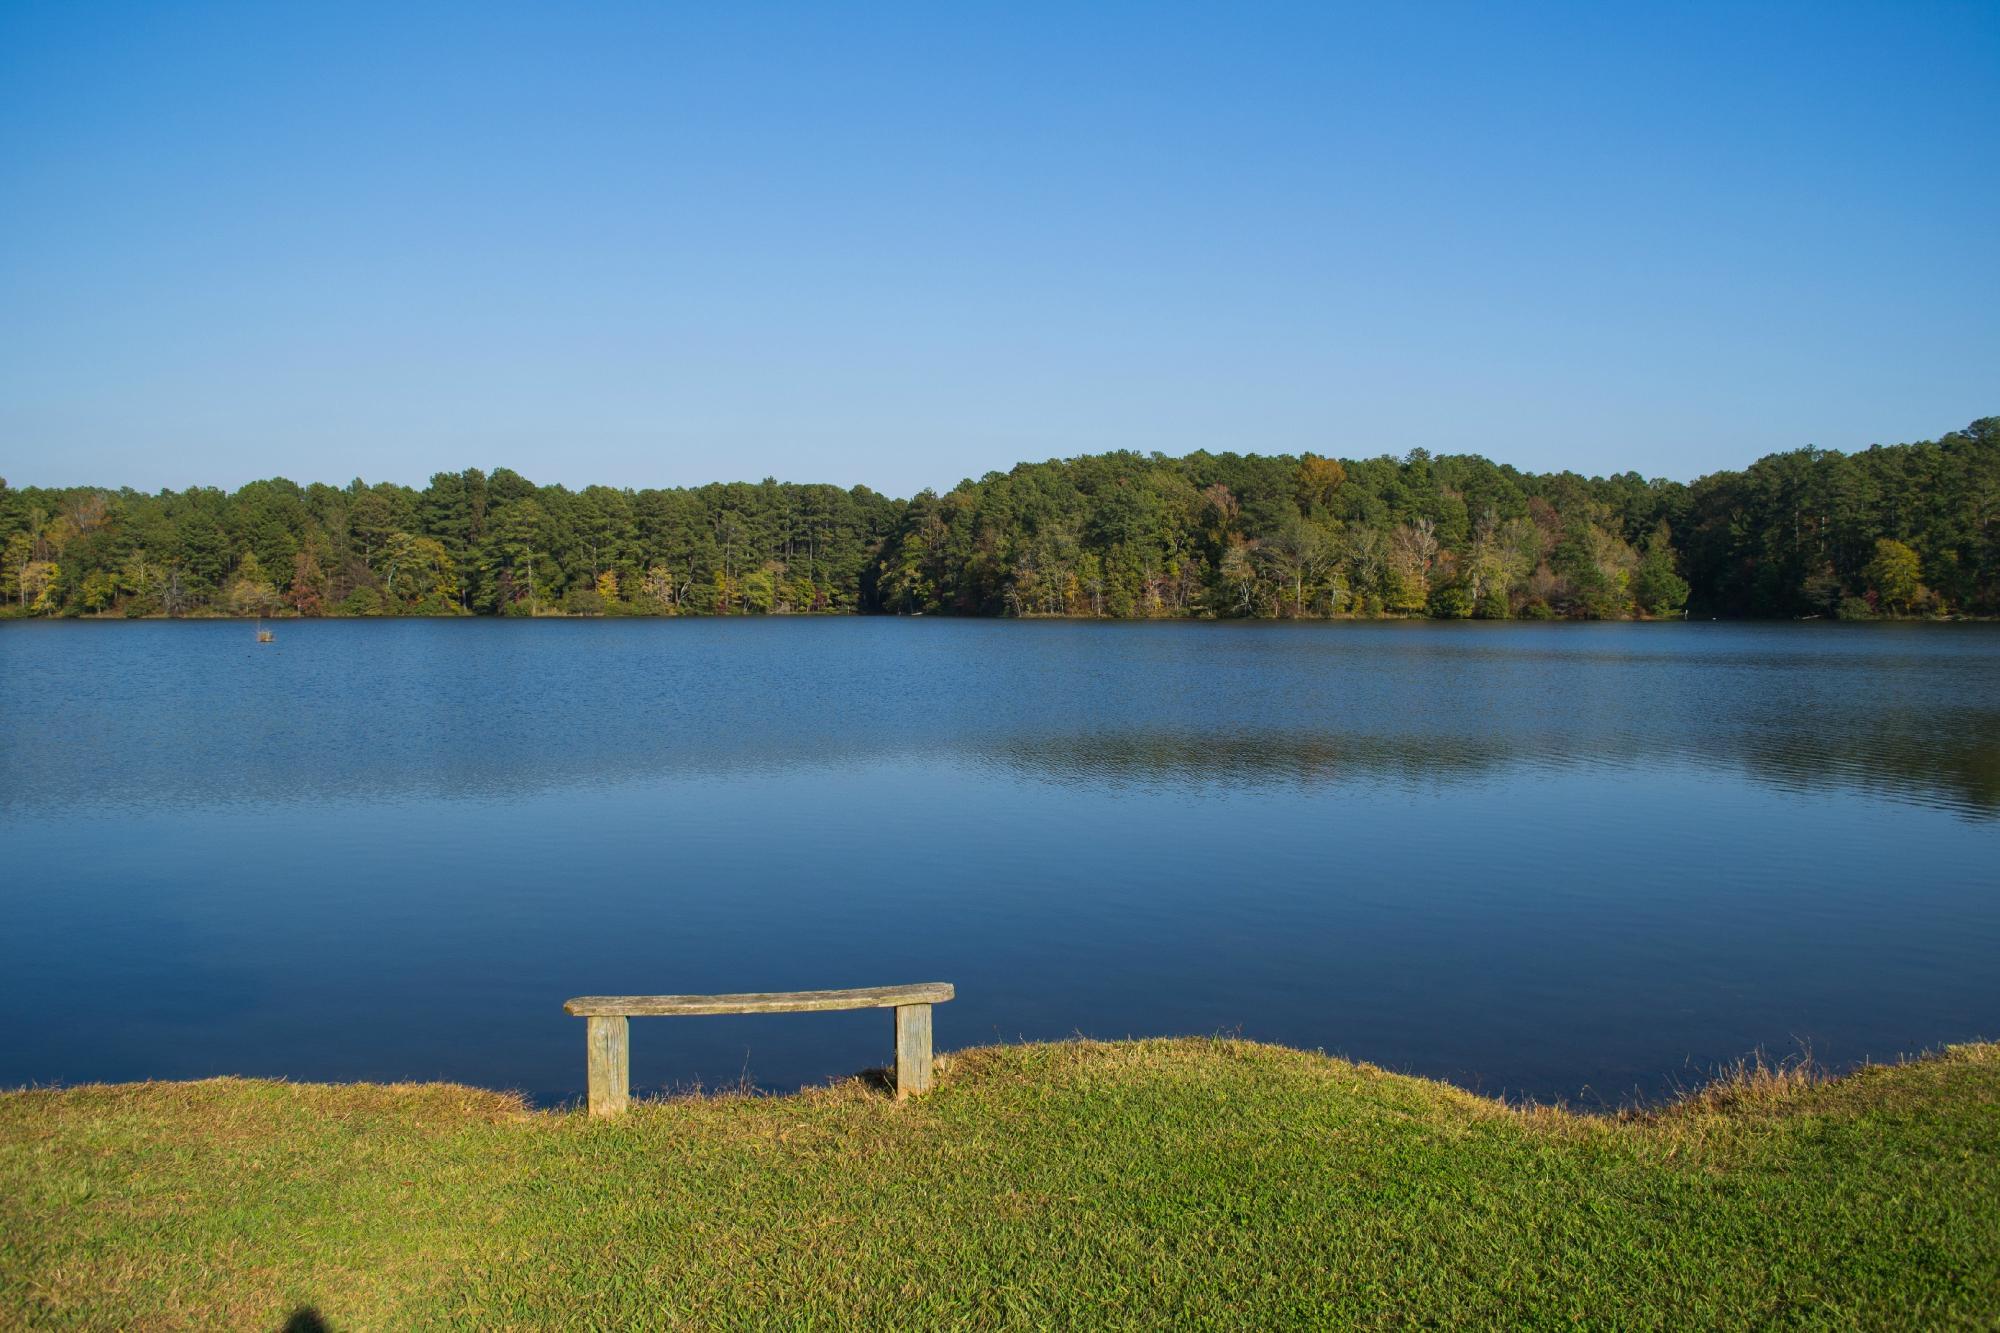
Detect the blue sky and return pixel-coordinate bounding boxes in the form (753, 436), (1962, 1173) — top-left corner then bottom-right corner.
(2, 1), (1994, 496)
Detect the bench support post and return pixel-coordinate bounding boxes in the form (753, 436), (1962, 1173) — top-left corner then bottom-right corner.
(586, 1015), (630, 1118)
(894, 1003), (933, 1099)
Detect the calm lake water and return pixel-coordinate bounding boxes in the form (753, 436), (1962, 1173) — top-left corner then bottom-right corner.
(2, 619), (1996, 1106)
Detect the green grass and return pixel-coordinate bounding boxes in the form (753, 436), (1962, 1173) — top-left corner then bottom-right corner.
(4, 1038), (1998, 1328)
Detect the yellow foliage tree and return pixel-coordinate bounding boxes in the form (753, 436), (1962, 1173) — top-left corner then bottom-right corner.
(1866, 539), (1924, 614)
(228, 551), (281, 616)
(1295, 455), (1347, 511)
(25, 561), (61, 612)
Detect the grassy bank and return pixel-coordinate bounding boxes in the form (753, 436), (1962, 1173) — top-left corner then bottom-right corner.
(4, 1039), (1998, 1328)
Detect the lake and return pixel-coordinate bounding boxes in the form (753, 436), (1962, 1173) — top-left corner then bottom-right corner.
(2, 618), (1996, 1107)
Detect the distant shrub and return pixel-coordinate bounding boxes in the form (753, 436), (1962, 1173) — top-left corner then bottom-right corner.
(1427, 583), (1474, 619)
(1837, 596), (1876, 621)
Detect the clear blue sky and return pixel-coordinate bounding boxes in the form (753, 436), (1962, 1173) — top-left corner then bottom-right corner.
(2, 1), (1995, 496)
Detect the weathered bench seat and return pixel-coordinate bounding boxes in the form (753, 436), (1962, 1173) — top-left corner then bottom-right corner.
(564, 983), (954, 1116)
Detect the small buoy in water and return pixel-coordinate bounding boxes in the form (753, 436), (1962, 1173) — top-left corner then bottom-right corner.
(257, 630), (274, 643)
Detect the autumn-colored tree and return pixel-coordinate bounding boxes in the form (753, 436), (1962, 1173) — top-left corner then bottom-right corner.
(80, 569), (118, 612)
(379, 533), (458, 611)
(41, 513), (78, 558)
(1385, 519), (1438, 614)
(23, 561), (61, 612)
(64, 491), (111, 539)
(1294, 455), (1346, 512)
(639, 565), (679, 613)
(1865, 539), (1924, 614)
(290, 548), (326, 616)
(1464, 510), (1533, 618)
(227, 551), (282, 616)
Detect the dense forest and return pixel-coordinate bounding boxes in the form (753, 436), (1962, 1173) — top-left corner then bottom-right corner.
(2, 418), (1994, 621)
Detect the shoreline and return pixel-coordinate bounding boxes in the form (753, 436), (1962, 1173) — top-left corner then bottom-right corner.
(4, 1033), (1986, 1116)
(4, 608), (1990, 624)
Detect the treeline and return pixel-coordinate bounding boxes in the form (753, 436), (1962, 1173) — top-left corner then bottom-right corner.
(1, 418), (1993, 621)
(0, 472), (901, 619)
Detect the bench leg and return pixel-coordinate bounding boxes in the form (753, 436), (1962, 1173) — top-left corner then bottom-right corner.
(586, 1015), (630, 1118)
(894, 1003), (933, 1099)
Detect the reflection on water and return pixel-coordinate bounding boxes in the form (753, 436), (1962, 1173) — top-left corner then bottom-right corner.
(5, 619), (1997, 818)
(987, 721), (2000, 817)
(1, 618), (1996, 1105)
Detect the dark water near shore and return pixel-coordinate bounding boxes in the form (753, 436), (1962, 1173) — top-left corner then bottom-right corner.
(2, 618), (1996, 1106)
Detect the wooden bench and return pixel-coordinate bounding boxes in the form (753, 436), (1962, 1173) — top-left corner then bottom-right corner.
(563, 983), (955, 1117)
